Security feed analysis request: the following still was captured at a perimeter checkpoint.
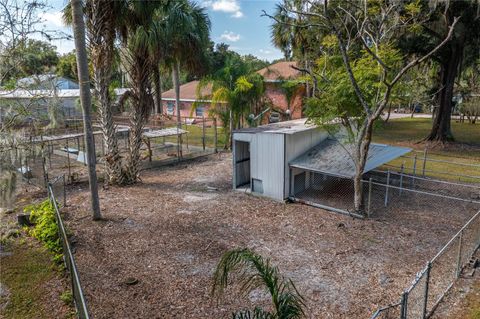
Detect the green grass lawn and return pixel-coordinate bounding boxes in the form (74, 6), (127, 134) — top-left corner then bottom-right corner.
(372, 118), (480, 182)
(373, 117), (480, 149)
(0, 239), (73, 319)
(151, 125), (227, 150)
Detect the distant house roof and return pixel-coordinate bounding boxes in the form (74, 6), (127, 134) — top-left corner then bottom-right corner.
(17, 74), (79, 90)
(0, 88), (129, 99)
(256, 61), (301, 82)
(161, 80), (213, 102)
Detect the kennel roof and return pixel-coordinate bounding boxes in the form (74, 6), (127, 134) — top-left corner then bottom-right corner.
(289, 138), (411, 178)
(234, 118), (316, 135)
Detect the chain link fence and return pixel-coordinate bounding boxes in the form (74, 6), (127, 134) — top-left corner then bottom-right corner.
(371, 209), (480, 319)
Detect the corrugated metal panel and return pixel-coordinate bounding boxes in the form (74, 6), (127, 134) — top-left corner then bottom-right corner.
(284, 128), (328, 198)
(290, 138), (411, 178)
(250, 133), (285, 200)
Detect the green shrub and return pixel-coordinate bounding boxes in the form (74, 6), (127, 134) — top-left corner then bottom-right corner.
(60, 290), (73, 306)
(25, 200), (63, 263)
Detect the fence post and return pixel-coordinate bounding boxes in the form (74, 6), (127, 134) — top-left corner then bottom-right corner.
(62, 174), (67, 207)
(213, 118), (218, 153)
(412, 154), (417, 187)
(400, 162), (404, 195)
(456, 230), (464, 278)
(384, 170), (390, 207)
(401, 291), (408, 319)
(367, 178), (373, 217)
(202, 115), (206, 151)
(422, 148), (427, 177)
(422, 262), (431, 319)
(66, 138), (71, 183)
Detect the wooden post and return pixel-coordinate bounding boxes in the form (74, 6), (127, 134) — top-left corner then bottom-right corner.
(422, 148), (428, 177)
(48, 142), (52, 169)
(384, 170), (390, 207)
(66, 139), (71, 183)
(399, 162), (404, 195)
(412, 154), (417, 187)
(146, 138), (152, 162)
(202, 116), (206, 151)
(367, 177), (373, 217)
(213, 117), (218, 153)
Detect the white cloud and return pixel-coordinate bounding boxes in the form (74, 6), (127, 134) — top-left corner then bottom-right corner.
(220, 31), (241, 42)
(39, 11), (65, 28)
(209, 0), (243, 18)
(259, 49), (272, 55)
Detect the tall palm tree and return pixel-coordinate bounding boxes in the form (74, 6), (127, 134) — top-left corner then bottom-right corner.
(64, 0), (126, 185)
(70, 0), (101, 220)
(212, 248), (306, 319)
(119, 1), (168, 183)
(163, 0), (211, 129)
(87, 0), (126, 185)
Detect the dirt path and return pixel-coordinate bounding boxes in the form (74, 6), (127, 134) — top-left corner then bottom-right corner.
(65, 154), (477, 318)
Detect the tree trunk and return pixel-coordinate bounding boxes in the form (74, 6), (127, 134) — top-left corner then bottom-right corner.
(173, 61), (181, 128)
(71, 0), (101, 220)
(125, 56), (152, 183)
(384, 103), (392, 123)
(91, 39), (124, 184)
(353, 119), (375, 213)
(426, 38), (464, 142)
(153, 66), (162, 114)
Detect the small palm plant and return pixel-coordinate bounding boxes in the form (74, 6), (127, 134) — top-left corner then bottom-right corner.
(212, 248), (306, 319)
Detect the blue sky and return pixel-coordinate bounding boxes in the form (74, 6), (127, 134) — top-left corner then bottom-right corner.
(41, 0), (284, 61)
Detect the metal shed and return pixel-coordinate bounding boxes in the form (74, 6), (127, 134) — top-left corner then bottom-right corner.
(232, 119), (328, 201)
(232, 119), (411, 212)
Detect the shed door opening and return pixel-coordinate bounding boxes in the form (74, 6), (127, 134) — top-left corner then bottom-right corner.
(235, 141), (250, 188)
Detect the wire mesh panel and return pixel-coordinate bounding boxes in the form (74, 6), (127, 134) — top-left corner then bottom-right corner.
(405, 268), (428, 319)
(370, 303), (401, 319)
(291, 170), (356, 213)
(426, 236), (459, 314)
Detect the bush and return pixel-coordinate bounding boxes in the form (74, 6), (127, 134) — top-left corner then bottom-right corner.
(25, 199), (63, 263)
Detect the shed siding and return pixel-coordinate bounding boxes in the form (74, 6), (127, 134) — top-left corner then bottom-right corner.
(250, 133), (285, 201)
(284, 128), (328, 198)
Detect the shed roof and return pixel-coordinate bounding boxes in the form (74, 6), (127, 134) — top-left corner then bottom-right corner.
(234, 118), (316, 135)
(290, 138), (411, 178)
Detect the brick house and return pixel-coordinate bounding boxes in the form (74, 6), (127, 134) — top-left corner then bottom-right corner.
(160, 61), (305, 122)
(256, 61), (305, 121)
(161, 80), (215, 120)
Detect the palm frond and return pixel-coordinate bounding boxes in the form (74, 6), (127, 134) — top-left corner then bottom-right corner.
(212, 248), (306, 319)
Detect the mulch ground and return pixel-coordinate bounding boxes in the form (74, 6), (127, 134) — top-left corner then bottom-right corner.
(63, 153), (477, 318)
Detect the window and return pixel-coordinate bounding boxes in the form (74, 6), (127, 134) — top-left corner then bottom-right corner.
(195, 104), (205, 117)
(167, 101), (174, 115)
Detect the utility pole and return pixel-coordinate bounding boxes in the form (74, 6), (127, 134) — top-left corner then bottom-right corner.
(71, 0), (101, 220)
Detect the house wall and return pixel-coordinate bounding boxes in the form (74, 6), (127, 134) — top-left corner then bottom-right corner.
(160, 100), (211, 119)
(0, 96), (82, 119)
(263, 82), (304, 123)
(284, 128), (329, 198)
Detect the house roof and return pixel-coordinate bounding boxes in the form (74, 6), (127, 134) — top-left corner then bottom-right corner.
(17, 74), (79, 90)
(233, 118), (316, 135)
(161, 80), (213, 102)
(290, 138), (411, 178)
(256, 61), (301, 82)
(0, 88), (129, 99)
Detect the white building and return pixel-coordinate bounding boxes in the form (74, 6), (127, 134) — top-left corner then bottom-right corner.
(232, 119), (411, 207)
